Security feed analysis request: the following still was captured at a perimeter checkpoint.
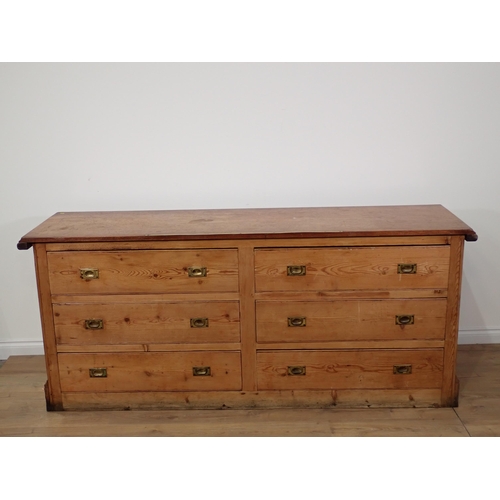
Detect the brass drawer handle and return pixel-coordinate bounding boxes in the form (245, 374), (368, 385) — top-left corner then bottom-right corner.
(287, 265), (306, 276)
(393, 364), (412, 375)
(287, 365), (306, 376)
(193, 366), (211, 376)
(188, 267), (207, 277)
(80, 268), (99, 280)
(288, 317), (306, 327)
(89, 368), (107, 378)
(190, 317), (209, 328)
(397, 263), (417, 274)
(395, 315), (414, 325)
(85, 319), (104, 330)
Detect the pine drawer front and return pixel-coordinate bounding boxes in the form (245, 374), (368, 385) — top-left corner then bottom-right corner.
(256, 299), (447, 343)
(58, 352), (242, 392)
(54, 301), (241, 345)
(256, 350), (444, 390)
(47, 249), (239, 294)
(254, 246), (450, 292)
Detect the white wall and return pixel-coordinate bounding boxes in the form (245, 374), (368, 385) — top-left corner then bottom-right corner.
(1, 62), (499, 357)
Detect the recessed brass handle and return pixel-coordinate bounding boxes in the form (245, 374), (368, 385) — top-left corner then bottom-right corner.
(188, 267), (207, 277)
(393, 364), (412, 375)
(287, 366), (306, 376)
(397, 263), (417, 274)
(288, 317), (306, 327)
(287, 265), (306, 276)
(80, 268), (99, 280)
(193, 366), (211, 376)
(89, 368), (107, 378)
(395, 315), (414, 325)
(85, 319), (104, 330)
(190, 317), (209, 328)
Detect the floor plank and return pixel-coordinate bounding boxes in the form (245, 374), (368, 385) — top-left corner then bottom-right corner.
(453, 345), (500, 436)
(327, 408), (468, 437)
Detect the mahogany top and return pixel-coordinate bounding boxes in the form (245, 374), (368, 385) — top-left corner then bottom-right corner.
(17, 205), (478, 249)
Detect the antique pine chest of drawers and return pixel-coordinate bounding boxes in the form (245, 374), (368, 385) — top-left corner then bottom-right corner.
(17, 205), (477, 411)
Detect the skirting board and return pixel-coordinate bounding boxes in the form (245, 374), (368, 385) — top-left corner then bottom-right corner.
(458, 329), (500, 345)
(1, 330), (500, 360)
(0, 341), (44, 359)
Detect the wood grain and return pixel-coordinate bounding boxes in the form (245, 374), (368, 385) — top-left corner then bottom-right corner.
(34, 245), (63, 410)
(53, 301), (240, 345)
(257, 340), (444, 349)
(256, 349), (444, 391)
(47, 249), (239, 294)
(255, 246), (451, 291)
(60, 389), (446, 411)
(255, 289), (449, 300)
(256, 299), (447, 343)
(238, 243), (257, 391)
(44, 235), (451, 252)
(52, 292), (241, 303)
(56, 343), (241, 353)
(58, 351), (242, 392)
(17, 205), (477, 248)
(441, 236), (465, 405)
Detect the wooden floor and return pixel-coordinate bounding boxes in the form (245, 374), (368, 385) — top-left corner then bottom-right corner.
(1, 345), (499, 436)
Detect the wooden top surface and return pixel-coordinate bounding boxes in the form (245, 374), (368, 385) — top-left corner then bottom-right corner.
(17, 205), (478, 249)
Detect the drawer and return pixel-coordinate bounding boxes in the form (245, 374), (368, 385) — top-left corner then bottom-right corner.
(254, 246), (450, 291)
(58, 351), (242, 392)
(256, 349), (443, 390)
(54, 301), (240, 345)
(47, 249), (239, 294)
(256, 299), (447, 343)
